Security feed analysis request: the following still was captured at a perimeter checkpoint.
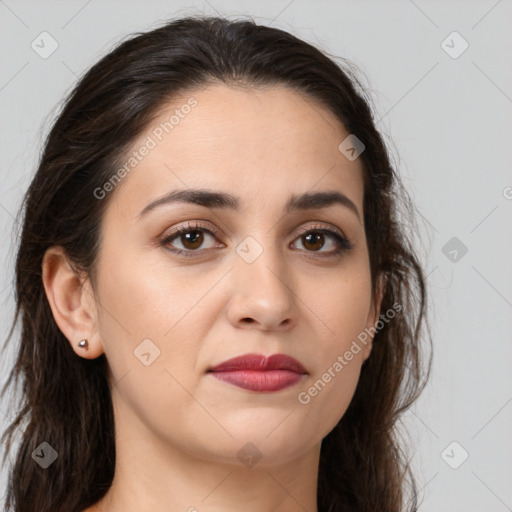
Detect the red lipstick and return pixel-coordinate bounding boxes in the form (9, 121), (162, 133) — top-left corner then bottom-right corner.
(208, 353), (307, 392)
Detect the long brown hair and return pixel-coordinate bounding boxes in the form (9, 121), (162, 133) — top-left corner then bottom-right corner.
(1, 15), (432, 512)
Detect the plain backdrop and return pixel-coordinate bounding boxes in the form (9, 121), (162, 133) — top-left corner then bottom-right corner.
(1, 1), (511, 510)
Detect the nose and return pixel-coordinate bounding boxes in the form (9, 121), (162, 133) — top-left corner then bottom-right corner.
(226, 244), (298, 331)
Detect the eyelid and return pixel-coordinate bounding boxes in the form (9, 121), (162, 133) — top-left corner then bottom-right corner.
(295, 222), (347, 240)
(160, 220), (221, 240)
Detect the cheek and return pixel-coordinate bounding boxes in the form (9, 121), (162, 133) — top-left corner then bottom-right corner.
(314, 264), (373, 345)
(94, 251), (211, 444)
(94, 241), (231, 403)
(296, 277), (372, 432)
(92, 246), (200, 387)
(95, 241), (216, 342)
(294, 265), (372, 429)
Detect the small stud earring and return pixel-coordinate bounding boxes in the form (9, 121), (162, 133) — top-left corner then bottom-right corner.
(77, 339), (89, 350)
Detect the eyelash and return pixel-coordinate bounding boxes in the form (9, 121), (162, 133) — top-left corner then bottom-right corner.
(159, 221), (353, 259)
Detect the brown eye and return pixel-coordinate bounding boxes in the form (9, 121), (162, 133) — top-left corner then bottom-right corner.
(160, 222), (222, 257)
(179, 230), (204, 250)
(301, 232), (326, 251)
(292, 227), (351, 255)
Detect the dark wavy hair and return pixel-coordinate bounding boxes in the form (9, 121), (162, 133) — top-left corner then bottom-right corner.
(1, 14), (432, 512)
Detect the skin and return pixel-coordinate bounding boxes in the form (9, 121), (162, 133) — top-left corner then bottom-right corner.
(42, 83), (383, 512)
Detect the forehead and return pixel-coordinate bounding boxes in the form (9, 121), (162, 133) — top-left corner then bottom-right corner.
(105, 83), (365, 219)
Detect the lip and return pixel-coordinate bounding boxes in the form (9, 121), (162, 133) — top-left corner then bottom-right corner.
(208, 353), (308, 392)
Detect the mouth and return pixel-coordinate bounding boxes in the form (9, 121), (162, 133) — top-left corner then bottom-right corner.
(207, 353), (308, 392)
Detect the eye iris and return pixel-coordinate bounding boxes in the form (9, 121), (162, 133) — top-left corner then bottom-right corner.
(182, 230), (203, 249)
(303, 232), (324, 251)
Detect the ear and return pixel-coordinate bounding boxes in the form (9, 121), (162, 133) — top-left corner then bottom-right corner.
(41, 246), (104, 359)
(362, 273), (387, 362)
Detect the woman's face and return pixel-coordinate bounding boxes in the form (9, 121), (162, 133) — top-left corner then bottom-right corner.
(88, 83), (380, 466)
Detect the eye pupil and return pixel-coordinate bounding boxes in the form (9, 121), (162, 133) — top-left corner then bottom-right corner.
(303, 232), (324, 251)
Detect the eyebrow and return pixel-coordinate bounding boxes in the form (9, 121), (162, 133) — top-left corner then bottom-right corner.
(137, 188), (361, 221)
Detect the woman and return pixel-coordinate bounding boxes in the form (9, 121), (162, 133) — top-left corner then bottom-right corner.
(1, 15), (431, 512)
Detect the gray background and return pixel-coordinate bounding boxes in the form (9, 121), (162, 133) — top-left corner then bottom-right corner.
(1, 1), (511, 510)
